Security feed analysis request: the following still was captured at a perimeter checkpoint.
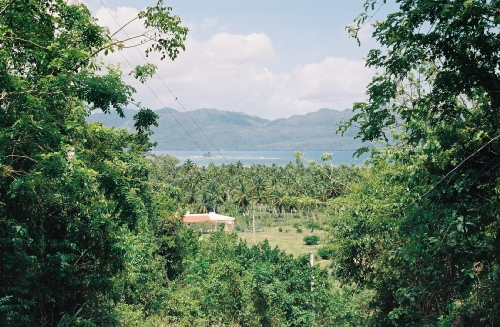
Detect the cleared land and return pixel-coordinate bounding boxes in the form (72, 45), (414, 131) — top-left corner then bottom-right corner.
(236, 226), (331, 267)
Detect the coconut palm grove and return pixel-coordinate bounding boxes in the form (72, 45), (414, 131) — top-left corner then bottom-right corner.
(1, 0), (500, 326)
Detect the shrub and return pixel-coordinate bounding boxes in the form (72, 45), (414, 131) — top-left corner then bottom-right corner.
(296, 227), (303, 233)
(278, 227), (283, 232)
(317, 246), (335, 259)
(303, 235), (320, 245)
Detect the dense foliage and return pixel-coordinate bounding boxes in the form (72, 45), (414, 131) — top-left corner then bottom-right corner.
(332, 0), (500, 325)
(0, 0), (187, 325)
(159, 232), (358, 327)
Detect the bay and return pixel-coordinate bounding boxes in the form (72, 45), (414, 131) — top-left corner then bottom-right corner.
(153, 150), (369, 166)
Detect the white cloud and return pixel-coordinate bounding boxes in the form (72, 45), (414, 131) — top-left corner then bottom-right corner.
(95, 6), (142, 35)
(204, 33), (275, 63)
(202, 17), (218, 29)
(94, 6), (374, 119)
(183, 22), (196, 32)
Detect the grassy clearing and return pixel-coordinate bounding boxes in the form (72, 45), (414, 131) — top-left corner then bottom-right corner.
(236, 226), (331, 267)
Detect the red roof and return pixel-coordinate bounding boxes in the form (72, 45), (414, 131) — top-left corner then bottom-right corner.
(183, 214), (211, 223)
(183, 212), (235, 223)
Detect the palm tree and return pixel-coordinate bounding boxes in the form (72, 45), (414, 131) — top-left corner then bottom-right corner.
(195, 191), (211, 213)
(232, 180), (250, 212)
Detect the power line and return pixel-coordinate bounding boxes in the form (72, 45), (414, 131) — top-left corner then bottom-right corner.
(97, 0), (228, 163)
(111, 52), (215, 163)
(121, 53), (214, 161)
(354, 1), (385, 34)
(152, 68), (229, 163)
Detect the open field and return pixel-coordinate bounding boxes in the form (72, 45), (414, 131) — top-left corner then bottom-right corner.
(236, 226), (331, 267)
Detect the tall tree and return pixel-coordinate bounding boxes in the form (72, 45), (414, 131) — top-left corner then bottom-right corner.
(335, 0), (500, 325)
(0, 0), (186, 325)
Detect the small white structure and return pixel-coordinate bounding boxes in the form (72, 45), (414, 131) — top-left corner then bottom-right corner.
(183, 210), (235, 232)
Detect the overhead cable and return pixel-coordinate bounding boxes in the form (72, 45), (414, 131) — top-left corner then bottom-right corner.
(98, 0), (228, 163)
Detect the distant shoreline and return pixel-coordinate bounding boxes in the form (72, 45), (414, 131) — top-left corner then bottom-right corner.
(152, 149), (360, 152)
(152, 150), (369, 167)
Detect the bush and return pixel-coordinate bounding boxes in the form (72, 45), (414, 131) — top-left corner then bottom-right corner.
(278, 227), (283, 232)
(303, 235), (320, 245)
(317, 246), (335, 259)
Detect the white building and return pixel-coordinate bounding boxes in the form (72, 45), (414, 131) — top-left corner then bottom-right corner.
(183, 210), (235, 232)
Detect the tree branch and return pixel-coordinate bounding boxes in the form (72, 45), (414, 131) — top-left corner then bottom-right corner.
(110, 15), (139, 37)
(88, 33), (152, 58)
(0, 0), (14, 16)
(4, 35), (45, 48)
(119, 40), (154, 49)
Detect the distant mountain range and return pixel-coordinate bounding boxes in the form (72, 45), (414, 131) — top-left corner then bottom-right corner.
(87, 108), (365, 150)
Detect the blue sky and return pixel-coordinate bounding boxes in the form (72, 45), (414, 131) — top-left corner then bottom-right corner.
(84, 0), (396, 119)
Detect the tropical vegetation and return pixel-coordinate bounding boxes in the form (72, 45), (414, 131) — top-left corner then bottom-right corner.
(2, 0), (500, 326)
(333, 0), (500, 325)
(0, 0), (187, 325)
(148, 152), (363, 222)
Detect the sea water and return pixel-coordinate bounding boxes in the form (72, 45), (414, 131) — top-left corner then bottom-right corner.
(152, 150), (369, 166)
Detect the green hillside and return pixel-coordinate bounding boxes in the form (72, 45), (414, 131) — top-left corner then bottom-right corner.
(87, 108), (365, 150)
